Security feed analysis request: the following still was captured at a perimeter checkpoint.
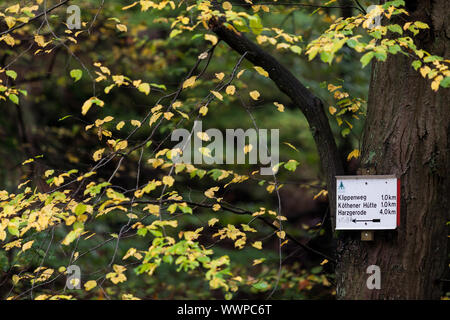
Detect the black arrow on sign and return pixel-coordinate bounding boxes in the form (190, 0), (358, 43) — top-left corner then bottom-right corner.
(352, 219), (381, 223)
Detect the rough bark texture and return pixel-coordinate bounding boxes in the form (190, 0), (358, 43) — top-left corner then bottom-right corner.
(336, 0), (450, 299)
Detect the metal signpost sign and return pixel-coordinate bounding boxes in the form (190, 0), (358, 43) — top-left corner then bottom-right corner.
(336, 175), (400, 230)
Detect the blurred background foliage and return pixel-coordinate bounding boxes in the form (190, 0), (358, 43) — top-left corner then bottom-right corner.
(0, 0), (373, 299)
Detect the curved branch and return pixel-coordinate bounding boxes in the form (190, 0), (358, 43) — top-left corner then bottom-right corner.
(209, 18), (344, 228)
(0, 0), (70, 37)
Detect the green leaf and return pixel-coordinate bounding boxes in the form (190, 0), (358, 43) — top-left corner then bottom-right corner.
(414, 21), (429, 29)
(387, 24), (403, 34)
(169, 29), (182, 38)
(179, 206), (193, 214)
(423, 55), (442, 63)
(70, 69), (83, 82)
(289, 45), (302, 55)
(411, 60), (422, 70)
(311, 266), (323, 274)
(253, 281), (269, 291)
(6, 70), (17, 80)
(7, 225), (19, 237)
(346, 38), (358, 48)
(191, 34), (203, 40)
(360, 51), (374, 68)
(284, 160), (299, 172)
(73, 221), (84, 231)
(74, 203), (87, 216)
(440, 77), (450, 88)
(374, 50), (387, 61)
(8, 94), (19, 105)
(233, 19), (249, 33)
(248, 14), (263, 35)
(369, 30), (382, 39)
(150, 83), (166, 90)
(137, 228), (148, 237)
(341, 128), (351, 137)
(388, 44), (401, 54)
(320, 51), (333, 64)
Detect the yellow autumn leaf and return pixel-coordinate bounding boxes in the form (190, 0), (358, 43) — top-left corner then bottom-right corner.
(313, 189), (328, 200)
(3, 34), (15, 46)
(123, 248), (137, 260)
(5, 16), (16, 29)
(243, 144), (253, 154)
(283, 142), (299, 152)
(431, 75), (443, 92)
(115, 140), (128, 151)
(6, 4), (20, 14)
(182, 76), (196, 89)
(329, 106), (337, 115)
(84, 280), (97, 291)
(419, 66), (431, 78)
(131, 120), (141, 127)
(196, 132), (210, 141)
(274, 102), (284, 112)
(138, 83), (150, 95)
(199, 106), (208, 116)
(204, 187), (219, 198)
(116, 121), (125, 130)
(149, 112), (162, 126)
(99, 65), (111, 75)
(211, 91), (223, 101)
(199, 147), (212, 157)
(122, 2), (138, 10)
(237, 69), (245, 78)
(162, 176), (174, 187)
(65, 215), (76, 226)
(144, 204), (160, 215)
(222, 1), (232, 10)
(93, 148), (105, 161)
(276, 231), (286, 239)
(215, 72), (225, 80)
(226, 85), (236, 95)
(249, 90), (260, 100)
(22, 240), (34, 252)
(81, 99), (93, 115)
(253, 258), (265, 266)
(116, 24), (127, 32)
(327, 84), (342, 92)
(172, 101), (182, 109)
(347, 149), (360, 161)
(254, 66), (269, 77)
(252, 241), (262, 250)
(205, 34), (218, 45)
(164, 112), (174, 120)
(208, 218), (219, 226)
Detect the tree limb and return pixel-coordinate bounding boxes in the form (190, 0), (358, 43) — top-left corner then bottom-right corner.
(0, 0), (70, 37)
(209, 18), (344, 229)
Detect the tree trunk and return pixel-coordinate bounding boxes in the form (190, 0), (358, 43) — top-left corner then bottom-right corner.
(336, 0), (449, 299)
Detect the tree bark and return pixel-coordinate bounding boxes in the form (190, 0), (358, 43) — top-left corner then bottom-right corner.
(336, 0), (449, 299)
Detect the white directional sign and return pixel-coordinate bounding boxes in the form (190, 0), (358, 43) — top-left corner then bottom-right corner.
(335, 175), (400, 230)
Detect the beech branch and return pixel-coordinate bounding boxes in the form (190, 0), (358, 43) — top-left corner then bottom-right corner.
(0, 0), (70, 37)
(209, 17), (344, 228)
